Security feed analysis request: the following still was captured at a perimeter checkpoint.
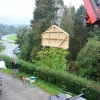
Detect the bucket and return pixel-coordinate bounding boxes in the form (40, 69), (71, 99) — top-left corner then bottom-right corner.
(30, 76), (36, 83)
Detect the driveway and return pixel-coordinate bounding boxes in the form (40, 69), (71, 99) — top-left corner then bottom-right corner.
(0, 72), (50, 100)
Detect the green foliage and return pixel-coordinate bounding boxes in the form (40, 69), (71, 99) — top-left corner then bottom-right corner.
(19, 45), (31, 61)
(0, 23), (18, 35)
(13, 61), (100, 100)
(24, 0), (64, 60)
(16, 26), (29, 46)
(15, 26), (30, 60)
(77, 36), (100, 67)
(69, 5), (91, 60)
(89, 25), (100, 38)
(36, 47), (69, 71)
(51, 0), (64, 25)
(11, 2), (95, 63)
(60, 5), (75, 38)
(77, 36), (100, 80)
(1, 55), (100, 100)
(67, 61), (81, 75)
(7, 34), (17, 41)
(0, 55), (12, 68)
(0, 68), (12, 75)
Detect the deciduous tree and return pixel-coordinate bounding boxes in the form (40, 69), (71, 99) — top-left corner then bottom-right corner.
(77, 36), (100, 81)
(36, 47), (69, 71)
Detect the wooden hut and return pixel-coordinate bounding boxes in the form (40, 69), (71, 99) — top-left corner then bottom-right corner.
(41, 25), (69, 50)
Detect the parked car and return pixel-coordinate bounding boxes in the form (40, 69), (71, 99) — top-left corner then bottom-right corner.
(13, 47), (20, 55)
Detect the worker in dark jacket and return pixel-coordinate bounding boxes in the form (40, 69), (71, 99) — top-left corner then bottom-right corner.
(11, 60), (19, 78)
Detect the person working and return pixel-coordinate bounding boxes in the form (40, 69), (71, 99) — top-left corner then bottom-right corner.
(11, 60), (19, 78)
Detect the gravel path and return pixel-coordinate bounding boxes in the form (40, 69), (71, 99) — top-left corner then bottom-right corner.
(0, 72), (50, 100)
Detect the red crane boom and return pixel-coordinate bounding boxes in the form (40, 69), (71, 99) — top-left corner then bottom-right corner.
(83, 0), (100, 27)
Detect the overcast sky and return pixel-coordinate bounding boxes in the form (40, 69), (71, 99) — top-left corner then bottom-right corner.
(0, 0), (83, 25)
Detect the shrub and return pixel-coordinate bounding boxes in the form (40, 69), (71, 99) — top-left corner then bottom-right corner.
(77, 36), (100, 80)
(36, 47), (69, 71)
(1, 55), (100, 100)
(0, 55), (12, 68)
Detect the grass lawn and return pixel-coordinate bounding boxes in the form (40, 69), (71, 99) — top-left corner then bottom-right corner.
(0, 68), (74, 96)
(7, 34), (17, 41)
(7, 41), (15, 44)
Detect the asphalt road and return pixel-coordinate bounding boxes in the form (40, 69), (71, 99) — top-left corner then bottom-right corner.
(0, 72), (50, 100)
(1, 34), (18, 58)
(0, 35), (50, 100)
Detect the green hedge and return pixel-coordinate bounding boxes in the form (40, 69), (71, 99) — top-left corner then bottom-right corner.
(0, 55), (100, 100)
(0, 55), (12, 68)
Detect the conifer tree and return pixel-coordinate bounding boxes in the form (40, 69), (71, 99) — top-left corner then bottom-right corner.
(26, 0), (64, 60)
